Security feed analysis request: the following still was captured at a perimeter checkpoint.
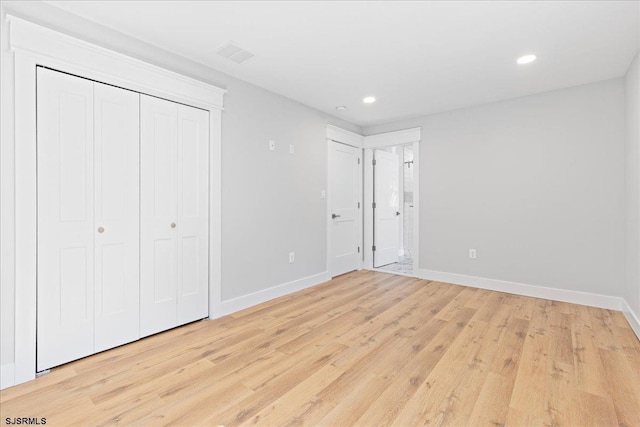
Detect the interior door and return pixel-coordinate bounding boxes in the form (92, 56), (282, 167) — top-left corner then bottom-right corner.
(93, 82), (140, 352)
(37, 68), (95, 370)
(176, 104), (209, 325)
(329, 141), (361, 277)
(140, 95), (179, 337)
(374, 149), (400, 267)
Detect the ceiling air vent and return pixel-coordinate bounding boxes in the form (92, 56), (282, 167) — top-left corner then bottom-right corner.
(215, 41), (254, 64)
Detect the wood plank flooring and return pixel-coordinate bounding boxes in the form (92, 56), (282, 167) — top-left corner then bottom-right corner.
(1, 270), (639, 426)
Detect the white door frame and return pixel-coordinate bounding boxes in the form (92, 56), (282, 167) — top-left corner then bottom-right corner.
(4, 15), (224, 388)
(326, 125), (364, 277)
(363, 128), (421, 275)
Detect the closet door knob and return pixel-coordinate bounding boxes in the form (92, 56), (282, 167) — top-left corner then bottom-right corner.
(97, 227), (105, 233)
(171, 223), (176, 228)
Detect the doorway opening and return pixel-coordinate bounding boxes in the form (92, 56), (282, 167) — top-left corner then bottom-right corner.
(374, 144), (415, 275)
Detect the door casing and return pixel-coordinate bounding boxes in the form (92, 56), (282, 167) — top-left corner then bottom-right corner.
(363, 128), (421, 274)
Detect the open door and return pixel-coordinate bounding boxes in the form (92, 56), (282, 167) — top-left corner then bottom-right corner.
(374, 149), (400, 267)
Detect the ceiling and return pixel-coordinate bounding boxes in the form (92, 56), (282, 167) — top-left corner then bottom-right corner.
(33, 1), (640, 126)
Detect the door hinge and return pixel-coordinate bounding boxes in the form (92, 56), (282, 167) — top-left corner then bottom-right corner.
(372, 202), (376, 209)
(372, 245), (376, 251)
(372, 159), (377, 166)
(358, 157), (360, 164)
(357, 202), (360, 208)
(358, 246), (360, 253)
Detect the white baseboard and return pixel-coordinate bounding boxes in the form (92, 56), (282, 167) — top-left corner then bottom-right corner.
(621, 299), (640, 339)
(216, 271), (330, 317)
(416, 268), (640, 340)
(416, 269), (625, 311)
(1, 362), (15, 390)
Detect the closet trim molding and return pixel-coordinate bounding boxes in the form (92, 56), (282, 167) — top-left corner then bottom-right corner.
(8, 15), (225, 110)
(6, 14), (224, 387)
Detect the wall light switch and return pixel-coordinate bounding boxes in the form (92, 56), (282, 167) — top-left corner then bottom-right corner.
(289, 144), (295, 154)
(321, 190), (326, 199)
(269, 140), (276, 151)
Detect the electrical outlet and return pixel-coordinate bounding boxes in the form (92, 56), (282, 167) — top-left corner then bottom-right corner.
(269, 140), (276, 151)
(289, 144), (295, 154)
(289, 252), (295, 263)
(469, 249), (477, 259)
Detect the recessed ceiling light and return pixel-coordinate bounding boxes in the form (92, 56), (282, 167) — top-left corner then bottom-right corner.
(336, 106), (347, 112)
(363, 96), (376, 104)
(517, 54), (537, 65)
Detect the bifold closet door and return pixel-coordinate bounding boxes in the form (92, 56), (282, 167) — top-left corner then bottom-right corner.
(37, 68), (95, 371)
(140, 96), (178, 336)
(175, 104), (209, 326)
(93, 82), (140, 353)
(140, 95), (209, 337)
(37, 68), (140, 371)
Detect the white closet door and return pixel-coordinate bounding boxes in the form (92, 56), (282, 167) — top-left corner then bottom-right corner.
(37, 68), (95, 371)
(176, 104), (209, 325)
(140, 95), (179, 337)
(93, 83), (140, 352)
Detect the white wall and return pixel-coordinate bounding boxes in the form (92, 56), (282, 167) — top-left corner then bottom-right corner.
(625, 51), (640, 321)
(0, 3), (360, 385)
(220, 81), (334, 300)
(365, 79), (626, 298)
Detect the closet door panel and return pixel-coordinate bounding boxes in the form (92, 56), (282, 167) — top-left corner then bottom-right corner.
(177, 105), (209, 325)
(37, 68), (95, 371)
(93, 83), (140, 352)
(140, 95), (178, 337)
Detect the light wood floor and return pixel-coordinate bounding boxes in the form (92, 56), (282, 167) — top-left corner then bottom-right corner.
(1, 270), (639, 426)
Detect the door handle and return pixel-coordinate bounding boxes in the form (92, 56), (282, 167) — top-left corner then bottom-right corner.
(396, 211), (400, 216)
(332, 214), (341, 219)
(171, 223), (177, 228)
(97, 226), (105, 233)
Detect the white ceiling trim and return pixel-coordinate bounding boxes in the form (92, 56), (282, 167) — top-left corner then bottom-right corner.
(326, 125), (364, 149)
(364, 127), (422, 149)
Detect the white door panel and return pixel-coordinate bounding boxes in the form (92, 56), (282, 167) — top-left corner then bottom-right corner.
(140, 97), (209, 336)
(176, 105), (209, 325)
(374, 150), (400, 267)
(330, 141), (360, 277)
(37, 68), (95, 371)
(93, 83), (140, 352)
(38, 69), (208, 367)
(140, 95), (179, 337)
